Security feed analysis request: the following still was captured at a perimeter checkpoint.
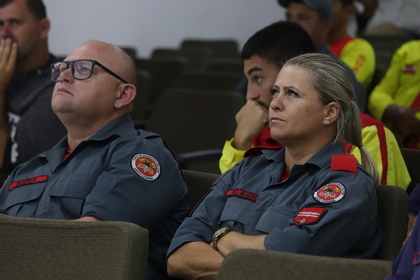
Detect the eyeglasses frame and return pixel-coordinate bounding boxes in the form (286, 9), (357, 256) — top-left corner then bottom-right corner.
(51, 59), (128, 83)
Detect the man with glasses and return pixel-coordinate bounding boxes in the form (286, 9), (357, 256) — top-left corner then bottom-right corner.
(0, 0), (66, 182)
(0, 39), (189, 280)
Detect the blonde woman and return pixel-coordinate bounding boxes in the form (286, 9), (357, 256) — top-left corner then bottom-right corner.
(167, 53), (381, 280)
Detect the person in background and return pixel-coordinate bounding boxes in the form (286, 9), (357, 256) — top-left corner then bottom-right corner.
(0, 39), (188, 280)
(0, 0), (66, 182)
(220, 20), (410, 191)
(328, 0), (375, 89)
(363, 0), (420, 38)
(220, 21), (317, 171)
(168, 53), (381, 280)
(368, 40), (420, 149)
(278, 0), (364, 109)
(353, 0), (378, 34)
(384, 213), (420, 279)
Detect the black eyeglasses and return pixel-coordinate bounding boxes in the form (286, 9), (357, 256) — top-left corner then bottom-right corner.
(50, 59), (127, 83)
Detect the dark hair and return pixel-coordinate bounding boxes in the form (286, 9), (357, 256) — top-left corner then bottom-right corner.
(241, 21), (316, 69)
(0, 0), (46, 19)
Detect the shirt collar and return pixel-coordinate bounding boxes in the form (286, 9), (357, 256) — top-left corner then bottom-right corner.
(261, 140), (346, 170)
(49, 114), (135, 152)
(89, 114), (135, 141)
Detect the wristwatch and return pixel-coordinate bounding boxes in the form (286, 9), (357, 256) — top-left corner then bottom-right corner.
(211, 227), (234, 251)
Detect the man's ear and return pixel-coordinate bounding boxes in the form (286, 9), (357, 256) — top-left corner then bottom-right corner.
(324, 102), (340, 124)
(39, 18), (50, 40)
(114, 84), (136, 109)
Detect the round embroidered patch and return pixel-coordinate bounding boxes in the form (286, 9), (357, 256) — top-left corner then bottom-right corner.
(313, 182), (345, 203)
(131, 154), (160, 181)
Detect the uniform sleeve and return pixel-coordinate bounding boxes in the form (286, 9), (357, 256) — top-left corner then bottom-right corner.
(382, 127), (411, 189)
(340, 38), (375, 89)
(409, 184), (420, 214)
(385, 216), (420, 279)
(368, 45), (405, 120)
(263, 169), (381, 258)
(167, 170), (236, 256)
(219, 139), (246, 174)
(81, 137), (188, 231)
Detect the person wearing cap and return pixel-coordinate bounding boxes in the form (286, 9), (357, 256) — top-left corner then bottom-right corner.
(328, 0), (376, 89)
(278, 0), (363, 107)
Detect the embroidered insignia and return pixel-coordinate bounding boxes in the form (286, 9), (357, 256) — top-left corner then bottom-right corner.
(131, 154), (160, 181)
(225, 189), (258, 202)
(8, 175), (49, 191)
(403, 64), (417, 75)
(293, 207), (327, 226)
(313, 182), (345, 203)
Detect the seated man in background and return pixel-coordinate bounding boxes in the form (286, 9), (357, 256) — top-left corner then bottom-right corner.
(368, 40), (420, 149)
(0, 0), (66, 181)
(220, 21), (317, 170)
(328, 0), (376, 89)
(0, 39), (188, 280)
(220, 20), (410, 190)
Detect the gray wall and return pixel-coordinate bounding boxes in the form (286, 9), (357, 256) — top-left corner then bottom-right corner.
(43, 0), (285, 58)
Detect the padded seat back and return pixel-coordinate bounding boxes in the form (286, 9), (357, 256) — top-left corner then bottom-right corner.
(216, 249), (392, 280)
(182, 169), (220, 212)
(374, 185), (408, 260)
(0, 214), (149, 280)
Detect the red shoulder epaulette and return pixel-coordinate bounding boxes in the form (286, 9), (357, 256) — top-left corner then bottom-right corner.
(330, 153), (358, 174)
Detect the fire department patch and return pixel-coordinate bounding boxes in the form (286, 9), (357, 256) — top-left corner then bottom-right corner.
(293, 207), (327, 226)
(131, 154), (160, 181)
(313, 182), (345, 204)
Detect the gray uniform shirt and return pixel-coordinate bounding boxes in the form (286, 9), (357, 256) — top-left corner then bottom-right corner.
(0, 114), (188, 280)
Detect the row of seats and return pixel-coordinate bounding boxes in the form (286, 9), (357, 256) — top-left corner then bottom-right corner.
(128, 34), (415, 124)
(0, 169), (408, 279)
(128, 36), (420, 178)
(144, 89), (244, 174)
(132, 57), (244, 116)
(125, 40), (246, 174)
(125, 38), (243, 121)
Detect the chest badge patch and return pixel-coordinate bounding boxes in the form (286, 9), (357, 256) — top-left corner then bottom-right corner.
(131, 154), (160, 181)
(294, 207), (327, 226)
(313, 182), (345, 204)
(403, 64), (417, 75)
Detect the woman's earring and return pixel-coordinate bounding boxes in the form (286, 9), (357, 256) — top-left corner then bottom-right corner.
(323, 119), (330, 125)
